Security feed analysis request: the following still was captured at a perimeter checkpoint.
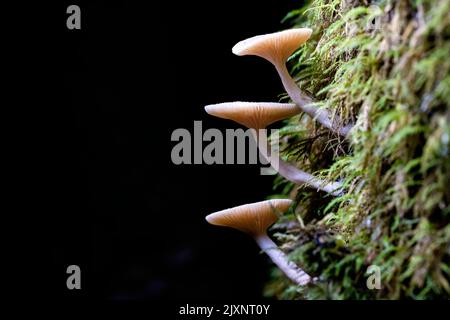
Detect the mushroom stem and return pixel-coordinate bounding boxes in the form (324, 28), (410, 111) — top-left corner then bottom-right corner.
(274, 63), (353, 137)
(253, 129), (342, 196)
(255, 233), (311, 285)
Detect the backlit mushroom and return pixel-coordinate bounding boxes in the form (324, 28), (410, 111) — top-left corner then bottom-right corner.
(232, 28), (352, 137)
(206, 199), (312, 285)
(205, 102), (342, 195)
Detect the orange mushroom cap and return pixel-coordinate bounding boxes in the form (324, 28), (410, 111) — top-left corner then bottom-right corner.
(206, 199), (292, 236)
(232, 28), (312, 66)
(204, 102), (299, 129)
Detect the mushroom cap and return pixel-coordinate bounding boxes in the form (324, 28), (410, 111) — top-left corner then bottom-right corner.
(232, 28), (312, 65)
(204, 102), (299, 129)
(206, 199), (292, 236)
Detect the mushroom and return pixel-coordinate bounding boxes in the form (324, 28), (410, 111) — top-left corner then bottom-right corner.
(205, 102), (342, 195)
(206, 199), (312, 285)
(232, 28), (352, 137)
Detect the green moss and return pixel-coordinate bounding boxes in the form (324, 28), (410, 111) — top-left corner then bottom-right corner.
(266, 0), (450, 299)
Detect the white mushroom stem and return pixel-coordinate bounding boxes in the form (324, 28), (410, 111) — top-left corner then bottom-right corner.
(255, 233), (311, 285)
(252, 130), (343, 196)
(274, 63), (353, 137)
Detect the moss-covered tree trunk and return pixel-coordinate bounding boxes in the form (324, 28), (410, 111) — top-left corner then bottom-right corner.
(265, 0), (450, 299)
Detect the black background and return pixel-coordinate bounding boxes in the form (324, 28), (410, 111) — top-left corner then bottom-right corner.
(31, 0), (303, 300)
(13, 2), (449, 317)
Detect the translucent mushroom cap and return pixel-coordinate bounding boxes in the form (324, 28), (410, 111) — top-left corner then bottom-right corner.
(232, 28), (312, 66)
(204, 102), (299, 129)
(206, 199), (292, 236)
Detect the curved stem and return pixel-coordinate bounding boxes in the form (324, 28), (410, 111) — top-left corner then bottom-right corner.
(253, 130), (342, 196)
(255, 234), (311, 285)
(274, 63), (352, 137)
